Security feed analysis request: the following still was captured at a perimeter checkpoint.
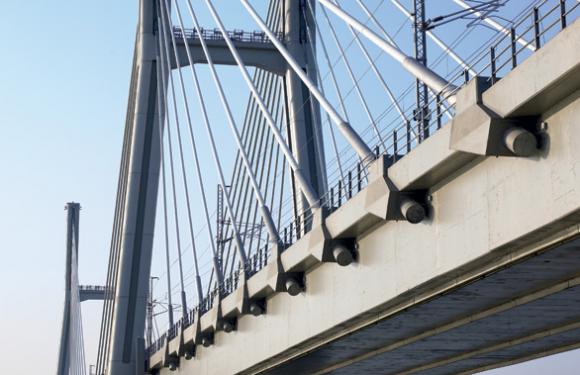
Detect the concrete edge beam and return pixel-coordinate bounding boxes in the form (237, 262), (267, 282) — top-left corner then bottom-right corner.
(172, 40), (287, 75)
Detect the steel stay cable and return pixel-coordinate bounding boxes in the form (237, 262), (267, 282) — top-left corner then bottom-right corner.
(290, 0), (390, 121)
(387, 0), (476, 76)
(158, 0), (188, 315)
(175, 0), (269, 277)
(316, 0), (459, 104)
(222, 2), (283, 275)
(204, 0), (321, 212)
(183, 0), (281, 253)
(237, 64), (283, 258)
(340, 0), (410, 123)
(155, 5), (412, 282)
(255, 79), (286, 254)
(241, 0), (375, 161)
(155, 32), (176, 328)
(221, 69), (275, 273)
(96, 31), (138, 372)
(218, 6), (410, 209)
(165, 0), (227, 302)
(223, 5), (281, 249)
(318, 1), (387, 152)
(223, 71), (269, 255)
(232, 3), (407, 231)
(253, 17), (414, 196)
(220, 72), (282, 288)
(301, 4), (347, 198)
(159, 0), (278, 298)
(167, 0), (536, 312)
(243, 74), (284, 267)
(229, 71), (278, 265)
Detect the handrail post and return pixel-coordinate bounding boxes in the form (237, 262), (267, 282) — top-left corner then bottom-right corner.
(436, 94), (442, 130)
(560, 0), (567, 29)
(406, 120), (412, 152)
(393, 130), (398, 161)
(490, 46), (497, 84)
(533, 7), (541, 49)
(510, 27), (517, 68)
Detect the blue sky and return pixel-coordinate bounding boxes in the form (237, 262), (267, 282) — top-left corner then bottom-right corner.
(0, 1), (578, 374)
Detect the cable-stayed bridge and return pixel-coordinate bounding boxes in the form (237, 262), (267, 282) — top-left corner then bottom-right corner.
(57, 0), (580, 374)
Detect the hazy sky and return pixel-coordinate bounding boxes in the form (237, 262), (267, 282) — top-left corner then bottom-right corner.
(0, 1), (578, 374)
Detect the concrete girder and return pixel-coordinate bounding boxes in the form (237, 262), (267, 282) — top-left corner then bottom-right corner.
(79, 286), (106, 302)
(149, 18), (580, 374)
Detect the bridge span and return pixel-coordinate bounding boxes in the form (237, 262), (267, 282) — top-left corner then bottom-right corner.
(149, 11), (580, 375)
(51, 0), (580, 374)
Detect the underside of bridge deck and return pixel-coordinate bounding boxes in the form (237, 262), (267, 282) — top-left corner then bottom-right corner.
(264, 235), (580, 374)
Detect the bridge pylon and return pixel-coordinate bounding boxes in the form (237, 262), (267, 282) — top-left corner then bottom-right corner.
(283, 0), (328, 228)
(56, 202), (84, 375)
(98, 0), (165, 374)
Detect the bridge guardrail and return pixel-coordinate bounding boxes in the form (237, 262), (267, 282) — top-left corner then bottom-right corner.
(78, 285), (107, 291)
(173, 27), (284, 44)
(441, 0), (580, 89)
(325, 0), (579, 213)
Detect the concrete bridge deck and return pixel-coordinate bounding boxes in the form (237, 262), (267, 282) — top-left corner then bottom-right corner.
(149, 14), (580, 375)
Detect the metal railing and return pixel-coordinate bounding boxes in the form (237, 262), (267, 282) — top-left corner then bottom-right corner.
(449, 0), (580, 88)
(173, 27), (284, 44)
(147, 333), (166, 357)
(321, 0), (579, 213)
(247, 244), (270, 277)
(79, 285), (107, 291)
(168, 320), (182, 341)
(325, 154), (373, 214)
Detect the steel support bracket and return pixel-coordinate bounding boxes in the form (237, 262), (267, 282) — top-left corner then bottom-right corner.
(365, 155), (403, 221)
(368, 154), (427, 222)
(326, 155), (427, 239)
(280, 219), (335, 272)
(247, 243), (287, 299)
(450, 76), (539, 156)
(200, 293), (222, 335)
(167, 328), (184, 358)
(160, 339), (176, 370)
(221, 272), (250, 319)
(182, 310), (202, 358)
